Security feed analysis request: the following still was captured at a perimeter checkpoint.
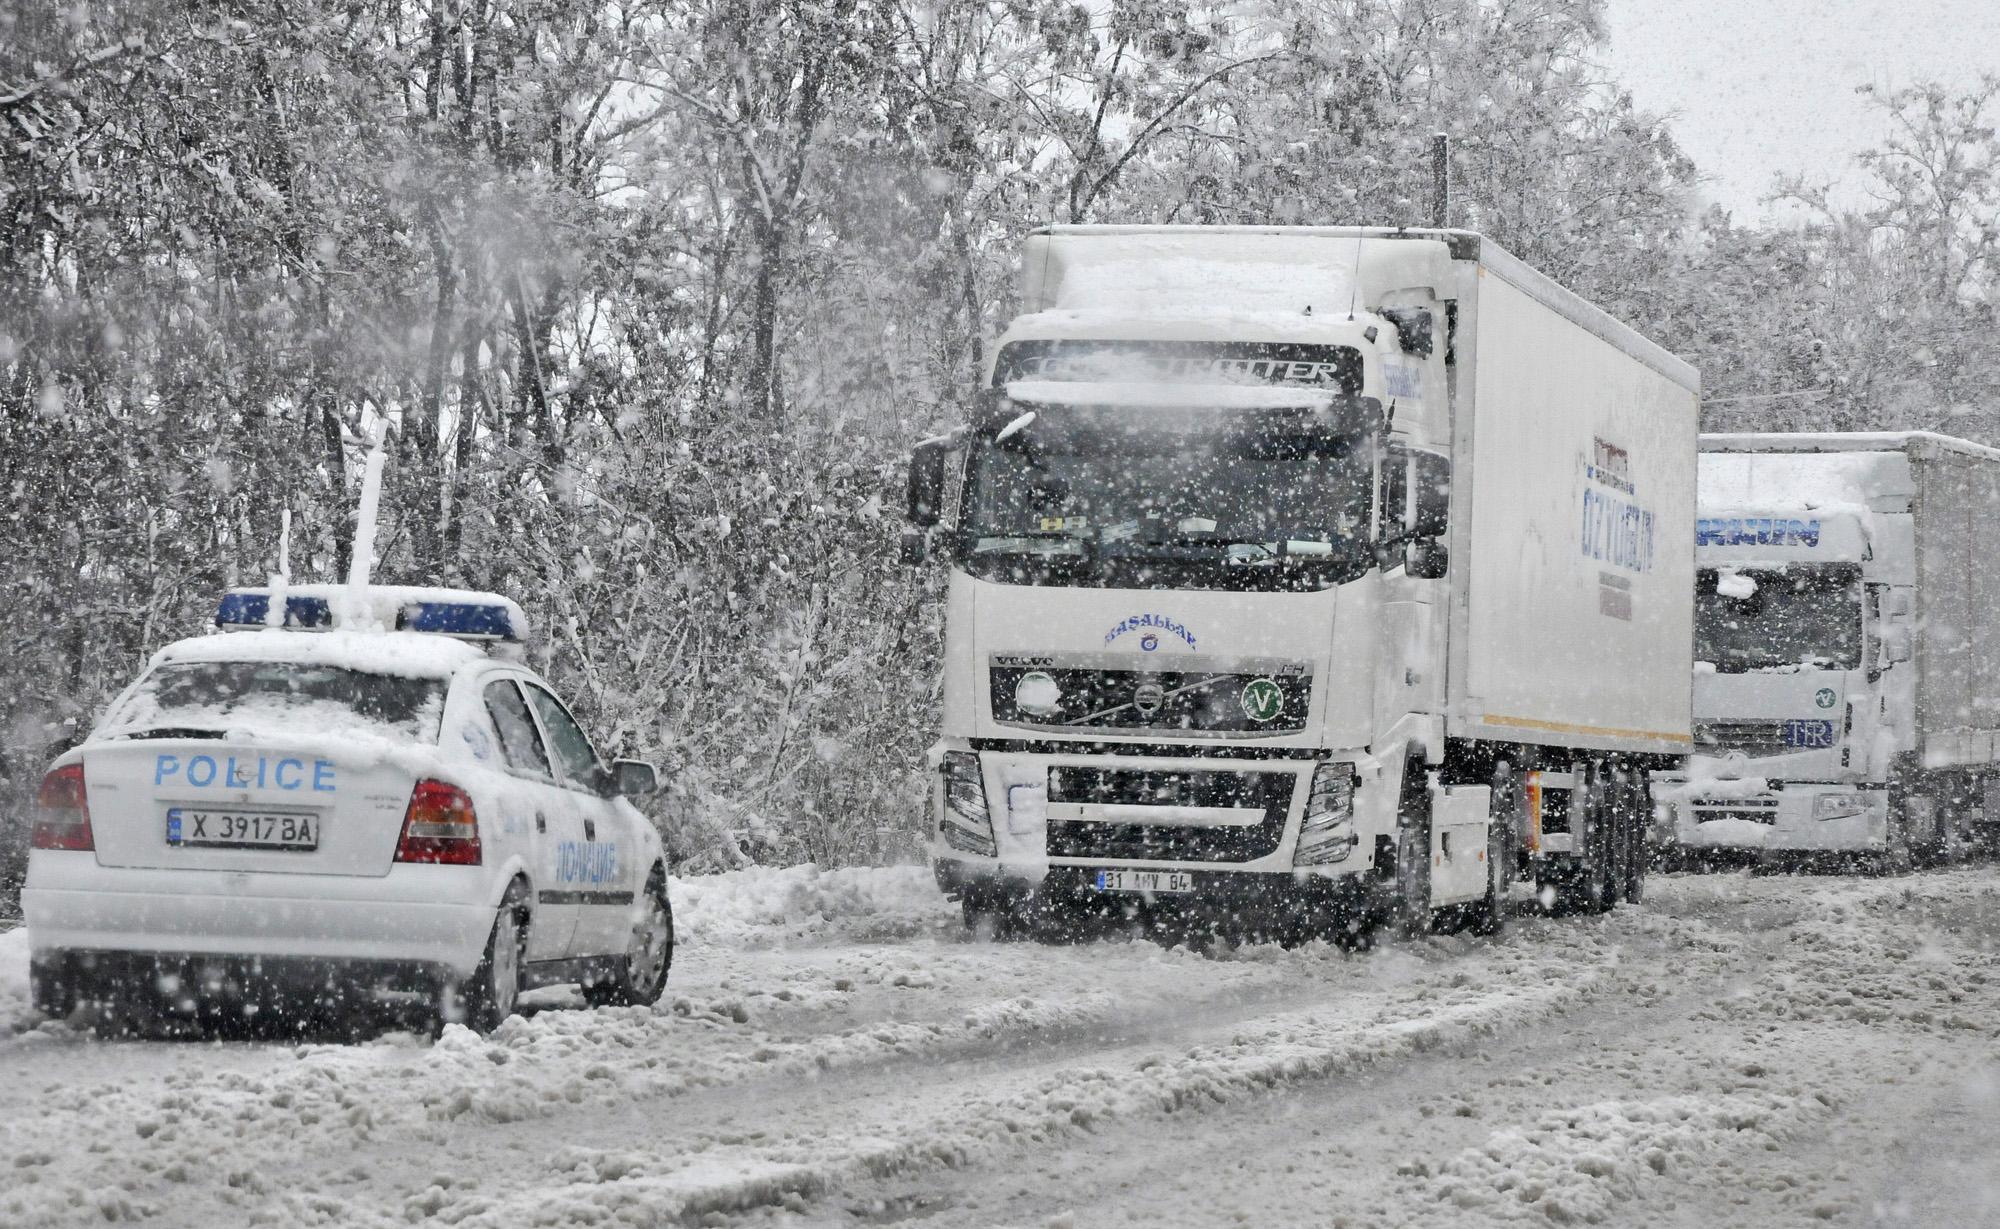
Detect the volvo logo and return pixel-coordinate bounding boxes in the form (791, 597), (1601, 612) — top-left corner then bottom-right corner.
(1133, 681), (1166, 717)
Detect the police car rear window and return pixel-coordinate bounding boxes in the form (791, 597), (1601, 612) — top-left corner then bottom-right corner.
(102, 662), (447, 743)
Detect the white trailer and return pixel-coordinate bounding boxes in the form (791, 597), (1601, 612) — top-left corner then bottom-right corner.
(1662, 432), (2000, 867)
(904, 226), (1698, 941)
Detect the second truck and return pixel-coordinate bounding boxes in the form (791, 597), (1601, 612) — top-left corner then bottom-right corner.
(906, 225), (1699, 941)
(1660, 432), (2000, 868)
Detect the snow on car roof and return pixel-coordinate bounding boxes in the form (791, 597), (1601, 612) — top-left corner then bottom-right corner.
(154, 630), (486, 679)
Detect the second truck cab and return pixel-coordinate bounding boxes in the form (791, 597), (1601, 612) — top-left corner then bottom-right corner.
(1666, 432), (2000, 865)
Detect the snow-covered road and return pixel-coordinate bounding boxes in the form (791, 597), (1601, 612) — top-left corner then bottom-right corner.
(3, 866), (1998, 1228)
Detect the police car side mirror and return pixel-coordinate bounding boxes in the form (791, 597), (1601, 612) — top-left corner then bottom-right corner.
(899, 526), (930, 566)
(612, 759), (659, 797)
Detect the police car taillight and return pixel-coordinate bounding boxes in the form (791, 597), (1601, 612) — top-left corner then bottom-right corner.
(32, 764), (94, 852)
(395, 779), (482, 865)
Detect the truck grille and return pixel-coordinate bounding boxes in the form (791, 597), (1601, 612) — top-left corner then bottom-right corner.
(1686, 798), (1779, 825)
(990, 663), (1310, 735)
(1694, 719), (1837, 755)
(1044, 766), (1294, 862)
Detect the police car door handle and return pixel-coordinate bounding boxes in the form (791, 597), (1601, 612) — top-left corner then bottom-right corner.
(583, 818), (596, 841)
(534, 812), (546, 834)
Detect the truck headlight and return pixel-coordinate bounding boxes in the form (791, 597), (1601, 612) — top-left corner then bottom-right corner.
(939, 751), (997, 856)
(1295, 763), (1358, 866)
(1812, 793), (1865, 821)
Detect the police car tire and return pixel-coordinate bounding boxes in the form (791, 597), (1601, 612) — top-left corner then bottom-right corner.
(461, 890), (528, 1034)
(30, 960), (77, 1020)
(586, 873), (674, 1008)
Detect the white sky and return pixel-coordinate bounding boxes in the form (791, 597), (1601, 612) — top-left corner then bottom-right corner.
(1599, 0), (2000, 220)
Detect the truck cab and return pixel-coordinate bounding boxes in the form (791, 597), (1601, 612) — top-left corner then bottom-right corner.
(908, 226), (1697, 941)
(1661, 435), (1990, 867)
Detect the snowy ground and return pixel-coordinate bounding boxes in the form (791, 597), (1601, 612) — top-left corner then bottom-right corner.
(2, 865), (1998, 1228)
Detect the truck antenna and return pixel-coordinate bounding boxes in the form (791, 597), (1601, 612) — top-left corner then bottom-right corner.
(1347, 229), (1364, 320)
(1430, 133), (1451, 229)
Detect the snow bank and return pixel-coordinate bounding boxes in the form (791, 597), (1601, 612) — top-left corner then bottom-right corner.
(669, 863), (951, 944)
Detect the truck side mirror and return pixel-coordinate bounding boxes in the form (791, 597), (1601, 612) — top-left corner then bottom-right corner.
(907, 438), (949, 529)
(1402, 448), (1451, 540)
(1882, 590), (1911, 618)
(1880, 627), (1912, 665)
(1406, 539), (1449, 580)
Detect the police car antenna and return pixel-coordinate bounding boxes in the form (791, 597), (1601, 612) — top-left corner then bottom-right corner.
(346, 422), (389, 600)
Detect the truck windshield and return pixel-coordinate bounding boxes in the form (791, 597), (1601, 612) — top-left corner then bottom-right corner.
(957, 404), (1375, 592)
(98, 661), (448, 743)
(1693, 564), (1864, 672)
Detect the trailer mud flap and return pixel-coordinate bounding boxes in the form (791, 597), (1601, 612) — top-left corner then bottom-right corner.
(1430, 785), (1491, 905)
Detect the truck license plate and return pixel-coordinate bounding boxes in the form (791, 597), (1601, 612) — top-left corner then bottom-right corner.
(1093, 870), (1194, 894)
(167, 807), (319, 851)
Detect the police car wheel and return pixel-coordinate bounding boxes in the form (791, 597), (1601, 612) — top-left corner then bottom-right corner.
(455, 890), (528, 1034)
(586, 874), (673, 1008)
(30, 959), (77, 1020)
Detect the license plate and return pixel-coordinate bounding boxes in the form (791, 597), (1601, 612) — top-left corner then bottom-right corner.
(166, 808), (319, 851)
(1093, 869), (1194, 894)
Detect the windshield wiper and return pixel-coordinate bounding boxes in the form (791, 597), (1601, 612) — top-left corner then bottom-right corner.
(117, 727), (227, 741)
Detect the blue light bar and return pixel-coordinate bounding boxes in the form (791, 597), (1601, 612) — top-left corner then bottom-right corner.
(398, 601), (521, 641)
(215, 591), (333, 630)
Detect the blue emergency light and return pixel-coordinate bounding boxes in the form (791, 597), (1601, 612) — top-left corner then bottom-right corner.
(215, 585), (528, 644)
(396, 601), (520, 640)
(214, 591), (333, 630)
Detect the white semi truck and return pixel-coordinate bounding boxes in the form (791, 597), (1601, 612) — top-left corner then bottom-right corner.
(904, 225), (1698, 941)
(1661, 432), (2000, 867)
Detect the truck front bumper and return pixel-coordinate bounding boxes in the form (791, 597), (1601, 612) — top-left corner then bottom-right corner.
(1662, 783), (1889, 853)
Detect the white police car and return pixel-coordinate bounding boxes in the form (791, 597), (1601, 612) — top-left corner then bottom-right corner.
(21, 584), (672, 1034)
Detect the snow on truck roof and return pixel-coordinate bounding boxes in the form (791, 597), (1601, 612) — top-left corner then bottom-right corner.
(1019, 227), (1459, 318)
(1017, 225), (1699, 392)
(1702, 431), (2000, 463)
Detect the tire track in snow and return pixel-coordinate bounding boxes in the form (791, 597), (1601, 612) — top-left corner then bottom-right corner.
(322, 923), (1642, 1227)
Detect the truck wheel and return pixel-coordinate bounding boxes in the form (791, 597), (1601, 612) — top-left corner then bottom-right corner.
(1394, 764), (1435, 938)
(1564, 764), (1616, 915)
(1472, 775), (1513, 938)
(1623, 772), (1648, 904)
(586, 873), (674, 1008)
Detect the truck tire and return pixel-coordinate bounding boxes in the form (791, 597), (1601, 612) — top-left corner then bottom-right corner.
(1622, 770), (1648, 904)
(1563, 763), (1616, 915)
(1472, 768), (1515, 937)
(1394, 763), (1435, 938)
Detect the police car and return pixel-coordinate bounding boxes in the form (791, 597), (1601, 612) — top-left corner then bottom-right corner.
(20, 584), (673, 1034)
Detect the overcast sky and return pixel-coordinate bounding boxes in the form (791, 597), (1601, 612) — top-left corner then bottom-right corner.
(1599, 0), (2000, 220)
